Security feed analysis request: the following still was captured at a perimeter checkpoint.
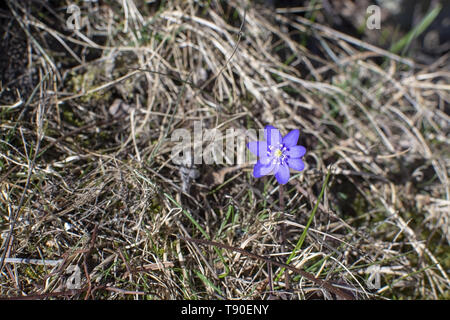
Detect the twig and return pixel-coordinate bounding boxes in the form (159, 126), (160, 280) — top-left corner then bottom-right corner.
(0, 289), (84, 300)
(1, 258), (63, 266)
(104, 287), (146, 295)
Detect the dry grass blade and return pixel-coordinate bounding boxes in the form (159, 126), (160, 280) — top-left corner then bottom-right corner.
(180, 236), (355, 300)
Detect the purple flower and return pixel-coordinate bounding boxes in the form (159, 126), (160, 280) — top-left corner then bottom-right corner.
(247, 126), (306, 185)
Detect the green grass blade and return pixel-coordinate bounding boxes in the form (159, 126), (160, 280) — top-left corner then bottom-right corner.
(195, 270), (224, 296)
(390, 4), (442, 55)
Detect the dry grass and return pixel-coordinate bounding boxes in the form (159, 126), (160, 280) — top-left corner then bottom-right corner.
(0, 0), (448, 300)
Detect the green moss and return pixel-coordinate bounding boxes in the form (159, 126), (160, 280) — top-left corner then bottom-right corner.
(148, 198), (162, 216)
(62, 109), (84, 127)
(24, 265), (45, 281)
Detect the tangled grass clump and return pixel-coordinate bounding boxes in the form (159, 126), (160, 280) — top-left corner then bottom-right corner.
(0, 0), (448, 299)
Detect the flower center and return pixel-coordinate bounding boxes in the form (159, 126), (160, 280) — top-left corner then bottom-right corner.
(267, 143), (287, 165)
(274, 149), (283, 158)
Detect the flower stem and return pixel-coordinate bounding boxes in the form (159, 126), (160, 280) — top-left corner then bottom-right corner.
(279, 184), (285, 208)
(278, 185), (290, 290)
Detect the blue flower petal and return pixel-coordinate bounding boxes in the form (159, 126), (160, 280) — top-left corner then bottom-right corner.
(275, 163), (290, 184)
(264, 126), (282, 147)
(258, 153), (272, 165)
(288, 158), (305, 172)
(287, 145), (306, 158)
(253, 161), (275, 178)
(282, 129), (299, 147)
(247, 141), (268, 156)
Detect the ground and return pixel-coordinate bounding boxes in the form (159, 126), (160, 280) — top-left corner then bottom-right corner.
(0, 0), (448, 300)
